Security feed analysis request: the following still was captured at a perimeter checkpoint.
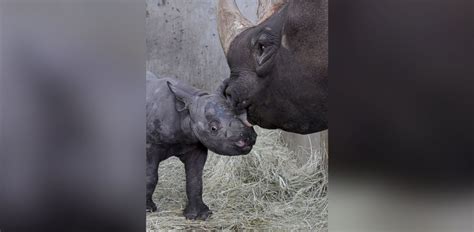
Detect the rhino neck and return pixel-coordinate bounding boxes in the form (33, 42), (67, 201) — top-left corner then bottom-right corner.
(180, 112), (199, 143)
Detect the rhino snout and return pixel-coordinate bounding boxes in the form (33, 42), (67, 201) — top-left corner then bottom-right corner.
(234, 128), (257, 151)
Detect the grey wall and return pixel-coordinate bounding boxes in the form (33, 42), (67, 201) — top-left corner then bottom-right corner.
(146, 0), (328, 164)
(146, 0), (256, 91)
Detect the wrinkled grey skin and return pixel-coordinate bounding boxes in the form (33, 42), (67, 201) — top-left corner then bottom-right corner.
(222, 0), (328, 134)
(146, 72), (257, 220)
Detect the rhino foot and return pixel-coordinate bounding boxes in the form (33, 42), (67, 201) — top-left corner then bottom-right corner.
(183, 203), (212, 220)
(146, 200), (157, 213)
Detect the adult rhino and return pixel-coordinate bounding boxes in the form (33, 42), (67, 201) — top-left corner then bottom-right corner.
(217, 0), (327, 134)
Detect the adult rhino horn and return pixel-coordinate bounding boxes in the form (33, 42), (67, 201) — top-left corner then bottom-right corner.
(217, 0), (254, 56)
(257, 0), (286, 24)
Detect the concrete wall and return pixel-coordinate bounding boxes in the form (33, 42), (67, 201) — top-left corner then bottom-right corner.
(146, 0), (328, 165)
(146, 0), (257, 91)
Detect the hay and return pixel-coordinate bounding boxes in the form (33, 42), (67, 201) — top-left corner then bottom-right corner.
(146, 128), (328, 231)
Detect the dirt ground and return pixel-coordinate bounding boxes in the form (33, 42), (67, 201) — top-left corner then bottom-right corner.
(146, 129), (328, 231)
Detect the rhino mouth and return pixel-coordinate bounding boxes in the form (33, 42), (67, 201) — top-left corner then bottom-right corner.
(237, 146), (252, 154)
(233, 139), (253, 153)
(235, 139), (253, 148)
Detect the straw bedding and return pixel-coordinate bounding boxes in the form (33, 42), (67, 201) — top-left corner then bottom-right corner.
(146, 128), (328, 231)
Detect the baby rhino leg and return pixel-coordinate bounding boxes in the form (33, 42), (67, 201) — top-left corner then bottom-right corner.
(180, 146), (211, 220)
(146, 147), (161, 212)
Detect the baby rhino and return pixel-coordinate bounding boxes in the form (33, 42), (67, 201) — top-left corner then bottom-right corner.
(146, 72), (257, 220)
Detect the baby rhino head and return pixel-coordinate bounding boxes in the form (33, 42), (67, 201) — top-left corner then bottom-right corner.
(167, 81), (257, 156)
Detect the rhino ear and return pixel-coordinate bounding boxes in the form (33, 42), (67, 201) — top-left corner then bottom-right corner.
(167, 81), (193, 112)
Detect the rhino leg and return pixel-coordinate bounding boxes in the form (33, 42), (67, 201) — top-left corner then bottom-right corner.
(180, 146), (211, 220)
(146, 147), (161, 212)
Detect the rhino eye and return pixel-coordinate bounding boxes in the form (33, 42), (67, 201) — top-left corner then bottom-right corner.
(209, 121), (220, 135)
(254, 33), (276, 68)
(258, 43), (266, 55)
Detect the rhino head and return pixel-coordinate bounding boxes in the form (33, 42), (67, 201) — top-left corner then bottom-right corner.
(167, 81), (257, 156)
(217, 0), (328, 134)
